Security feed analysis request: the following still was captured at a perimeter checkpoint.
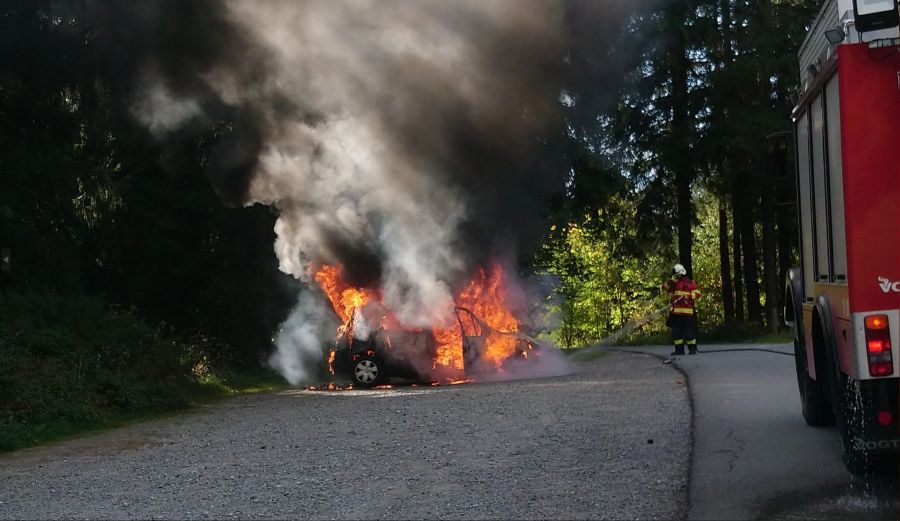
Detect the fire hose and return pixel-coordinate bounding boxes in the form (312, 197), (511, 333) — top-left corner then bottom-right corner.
(596, 297), (684, 346)
(599, 295), (792, 357)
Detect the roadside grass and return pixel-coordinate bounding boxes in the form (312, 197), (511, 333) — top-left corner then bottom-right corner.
(1, 368), (290, 453)
(0, 290), (291, 453)
(192, 368), (290, 398)
(559, 322), (794, 354)
(616, 322), (794, 346)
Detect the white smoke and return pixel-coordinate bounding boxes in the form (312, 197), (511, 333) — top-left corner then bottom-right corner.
(269, 291), (337, 385)
(133, 80), (202, 136)
(249, 117), (467, 327)
(228, 0), (565, 328)
(129, 0), (618, 384)
(480, 345), (576, 382)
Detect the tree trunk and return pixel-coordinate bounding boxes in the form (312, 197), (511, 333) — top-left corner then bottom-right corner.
(739, 173), (763, 325)
(717, 0), (738, 322)
(761, 156), (779, 332)
(669, 1), (694, 278)
(777, 149), (798, 280)
(756, 0), (777, 330)
(757, 0), (779, 331)
(731, 189), (745, 321)
(719, 200), (735, 322)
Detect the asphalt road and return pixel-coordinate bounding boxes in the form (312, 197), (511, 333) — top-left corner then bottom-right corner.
(618, 343), (899, 521)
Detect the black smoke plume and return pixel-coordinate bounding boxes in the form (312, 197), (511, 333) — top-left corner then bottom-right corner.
(56, 0), (642, 382)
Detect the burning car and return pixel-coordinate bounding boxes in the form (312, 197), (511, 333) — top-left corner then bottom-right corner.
(313, 262), (545, 388)
(331, 306), (540, 388)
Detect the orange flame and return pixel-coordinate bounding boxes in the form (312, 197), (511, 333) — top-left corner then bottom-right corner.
(430, 263), (520, 370)
(459, 264), (520, 365)
(432, 326), (464, 370)
(314, 264), (376, 325)
(313, 261), (522, 380)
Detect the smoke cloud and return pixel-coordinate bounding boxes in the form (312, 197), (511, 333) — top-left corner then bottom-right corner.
(270, 292), (339, 385)
(73, 0), (641, 382)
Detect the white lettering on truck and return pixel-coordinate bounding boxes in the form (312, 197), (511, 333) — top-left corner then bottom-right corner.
(853, 437), (900, 451)
(877, 277), (900, 293)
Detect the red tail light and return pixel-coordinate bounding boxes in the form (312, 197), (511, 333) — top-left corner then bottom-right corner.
(864, 314), (894, 377)
(870, 362), (893, 376)
(867, 339), (886, 352)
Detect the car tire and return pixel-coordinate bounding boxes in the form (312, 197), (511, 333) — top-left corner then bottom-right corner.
(351, 354), (384, 389)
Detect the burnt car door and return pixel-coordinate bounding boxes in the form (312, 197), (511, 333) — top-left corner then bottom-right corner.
(455, 307), (486, 373)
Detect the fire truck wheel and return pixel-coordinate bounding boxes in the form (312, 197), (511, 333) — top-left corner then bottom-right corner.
(794, 338), (834, 426)
(834, 374), (870, 475)
(351, 355), (384, 389)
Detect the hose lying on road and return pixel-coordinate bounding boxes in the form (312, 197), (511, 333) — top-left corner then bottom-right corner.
(684, 347), (794, 356)
(608, 346), (795, 358)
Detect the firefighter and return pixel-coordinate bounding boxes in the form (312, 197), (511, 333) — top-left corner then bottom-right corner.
(661, 263), (701, 356)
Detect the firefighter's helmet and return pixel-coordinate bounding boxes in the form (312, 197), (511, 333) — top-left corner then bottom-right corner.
(673, 264), (687, 276)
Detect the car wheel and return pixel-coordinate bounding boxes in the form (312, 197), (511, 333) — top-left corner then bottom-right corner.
(351, 354), (384, 388)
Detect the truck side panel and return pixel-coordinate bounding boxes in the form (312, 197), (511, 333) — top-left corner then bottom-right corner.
(838, 44), (900, 314)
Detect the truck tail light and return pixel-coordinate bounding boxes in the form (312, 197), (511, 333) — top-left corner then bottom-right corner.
(864, 314), (894, 377)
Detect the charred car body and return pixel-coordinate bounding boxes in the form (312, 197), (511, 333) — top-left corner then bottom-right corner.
(331, 307), (539, 387)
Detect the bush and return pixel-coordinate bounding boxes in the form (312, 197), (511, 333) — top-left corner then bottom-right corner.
(0, 291), (197, 450)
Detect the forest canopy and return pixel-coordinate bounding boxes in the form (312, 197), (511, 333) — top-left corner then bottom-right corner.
(0, 0), (821, 447)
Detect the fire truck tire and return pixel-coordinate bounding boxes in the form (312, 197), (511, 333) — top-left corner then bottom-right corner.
(834, 374), (870, 474)
(794, 338), (834, 426)
(351, 354), (385, 389)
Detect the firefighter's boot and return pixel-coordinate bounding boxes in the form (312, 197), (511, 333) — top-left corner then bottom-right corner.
(688, 340), (698, 355)
(671, 341), (685, 356)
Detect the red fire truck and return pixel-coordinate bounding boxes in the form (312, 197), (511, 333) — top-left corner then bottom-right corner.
(785, 0), (900, 473)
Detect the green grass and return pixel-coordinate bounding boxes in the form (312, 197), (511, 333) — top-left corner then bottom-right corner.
(192, 368), (290, 397)
(1, 368), (290, 453)
(0, 290), (291, 453)
(556, 322), (794, 350)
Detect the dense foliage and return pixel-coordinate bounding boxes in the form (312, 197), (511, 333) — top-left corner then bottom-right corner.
(539, 0), (820, 346)
(0, 3), (296, 362)
(0, 292), (196, 450)
(0, 0), (825, 443)
(0, 2), (295, 447)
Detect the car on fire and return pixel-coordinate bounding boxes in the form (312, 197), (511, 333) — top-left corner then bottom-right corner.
(330, 307), (540, 388)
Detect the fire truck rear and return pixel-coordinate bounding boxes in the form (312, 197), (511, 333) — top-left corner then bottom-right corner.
(785, 0), (900, 473)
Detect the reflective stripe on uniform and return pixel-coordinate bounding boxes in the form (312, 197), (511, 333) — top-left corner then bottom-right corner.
(672, 308), (694, 315)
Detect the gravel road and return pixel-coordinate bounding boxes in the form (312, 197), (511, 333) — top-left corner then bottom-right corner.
(0, 351), (690, 520)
